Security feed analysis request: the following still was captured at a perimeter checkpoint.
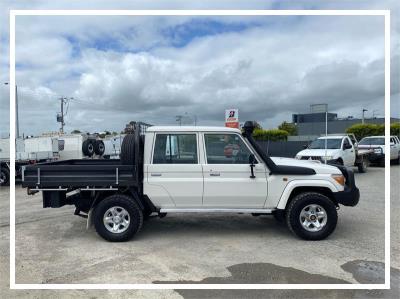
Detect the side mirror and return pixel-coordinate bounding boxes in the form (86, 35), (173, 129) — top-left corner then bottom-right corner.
(249, 153), (256, 164)
(303, 144), (308, 149)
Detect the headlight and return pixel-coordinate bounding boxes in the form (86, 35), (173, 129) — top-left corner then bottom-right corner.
(374, 148), (382, 154)
(295, 155), (301, 159)
(331, 174), (345, 186)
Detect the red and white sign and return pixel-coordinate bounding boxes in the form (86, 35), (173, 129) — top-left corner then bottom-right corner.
(225, 109), (239, 129)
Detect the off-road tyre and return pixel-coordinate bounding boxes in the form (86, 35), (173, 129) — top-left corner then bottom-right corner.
(93, 194), (143, 242)
(0, 166), (10, 186)
(357, 157), (369, 173)
(82, 139), (95, 157)
(395, 153), (400, 165)
(379, 158), (385, 167)
(120, 134), (135, 165)
(94, 140), (105, 156)
(286, 192), (338, 240)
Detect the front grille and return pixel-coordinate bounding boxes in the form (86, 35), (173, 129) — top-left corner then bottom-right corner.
(301, 156), (321, 161)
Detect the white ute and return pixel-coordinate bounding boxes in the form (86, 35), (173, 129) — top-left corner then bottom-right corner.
(295, 135), (372, 173)
(358, 135), (400, 165)
(22, 121), (360, 241)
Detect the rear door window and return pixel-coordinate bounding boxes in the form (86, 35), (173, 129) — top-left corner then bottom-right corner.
(153, 134), (198, 164)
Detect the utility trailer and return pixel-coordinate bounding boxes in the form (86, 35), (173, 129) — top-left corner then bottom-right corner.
(1, 137), (60, 186)
(22, 121), (359, 242)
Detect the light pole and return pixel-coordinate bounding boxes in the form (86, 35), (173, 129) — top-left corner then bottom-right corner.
(362, 109), (368, 124)
(4, 82), (19, 138)
(57, 97), (74, 134)
(175, 115), (182, 126)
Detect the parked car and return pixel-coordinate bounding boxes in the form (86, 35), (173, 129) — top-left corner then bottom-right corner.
(295, 135), (372, 173)
(22, 121), (360, 242)
(358, 135), (400, 165)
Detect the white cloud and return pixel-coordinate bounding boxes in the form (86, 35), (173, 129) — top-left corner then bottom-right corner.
(0, 0), (399, 137)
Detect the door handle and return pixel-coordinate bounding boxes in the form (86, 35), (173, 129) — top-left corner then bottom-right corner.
(151, 173), (162, 177)
(210, 173), (220, 176)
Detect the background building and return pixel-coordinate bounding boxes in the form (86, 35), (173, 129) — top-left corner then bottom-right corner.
(291, 104), (399, 138)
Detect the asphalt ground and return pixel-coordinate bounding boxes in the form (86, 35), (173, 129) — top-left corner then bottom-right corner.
(0, 164), (399, 298)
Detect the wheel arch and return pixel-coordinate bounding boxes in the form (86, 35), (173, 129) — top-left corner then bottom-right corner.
(87, 187), (160, 214)
(276, 181), (338, 210)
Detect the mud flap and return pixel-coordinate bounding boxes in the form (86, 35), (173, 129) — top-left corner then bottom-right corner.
(86, 208), (94, 229)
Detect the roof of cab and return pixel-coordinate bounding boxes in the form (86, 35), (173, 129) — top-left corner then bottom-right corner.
(147, 126), (241, 133)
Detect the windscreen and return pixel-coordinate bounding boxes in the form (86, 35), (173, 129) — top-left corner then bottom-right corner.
(359, 138), (385, 145)
(309, 138), (342, 149)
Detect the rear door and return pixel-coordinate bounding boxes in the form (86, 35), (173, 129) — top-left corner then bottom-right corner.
(147, 133), (203, 207)
(201, 132), (268, 208)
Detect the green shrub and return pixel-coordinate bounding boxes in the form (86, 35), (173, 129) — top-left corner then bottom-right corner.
(391, 122), (400, 137)
(346, 123), (384, 140)
(253, 128), (289, 141)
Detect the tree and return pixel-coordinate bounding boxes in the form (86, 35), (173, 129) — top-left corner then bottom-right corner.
(278, 121), (297, 136)
(71, 129), (81, 134)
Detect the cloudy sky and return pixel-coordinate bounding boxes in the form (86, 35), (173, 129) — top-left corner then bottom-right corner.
(0, 1), (399, 137)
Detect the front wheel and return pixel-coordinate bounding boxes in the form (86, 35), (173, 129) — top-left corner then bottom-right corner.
(286, 192), (338, 240)
(93, 194), (143, 242)
(357, 157), (369, 173)
(0, 167), (10, 186)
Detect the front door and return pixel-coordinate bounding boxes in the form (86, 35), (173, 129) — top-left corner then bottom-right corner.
(202, 133), (268, 208)
(147, 133), (203, 208)
(342, 137), (355, 166)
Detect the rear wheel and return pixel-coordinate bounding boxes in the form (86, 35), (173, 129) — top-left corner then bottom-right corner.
(93, 194), (143, 242)
(286, 192), (338, 240)
(0, 167), (10, 186)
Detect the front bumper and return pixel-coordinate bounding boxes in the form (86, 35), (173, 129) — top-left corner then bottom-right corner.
(368, 153), (385, 162)
(332, 166), (360, 207)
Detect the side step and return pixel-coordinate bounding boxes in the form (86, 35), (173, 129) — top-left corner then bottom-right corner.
(159, 208), (275, 214)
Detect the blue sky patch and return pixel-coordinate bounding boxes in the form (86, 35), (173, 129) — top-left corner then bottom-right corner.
(161, 19), (260, 48)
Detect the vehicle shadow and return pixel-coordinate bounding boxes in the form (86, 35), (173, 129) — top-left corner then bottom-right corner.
(136, 214), (291, 240)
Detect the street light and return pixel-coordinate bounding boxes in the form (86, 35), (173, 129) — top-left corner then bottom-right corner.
(175, 115), (183, 126)
(4, 82), (19, 138)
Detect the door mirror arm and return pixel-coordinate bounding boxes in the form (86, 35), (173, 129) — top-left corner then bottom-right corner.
(249, 154), (256, 179)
